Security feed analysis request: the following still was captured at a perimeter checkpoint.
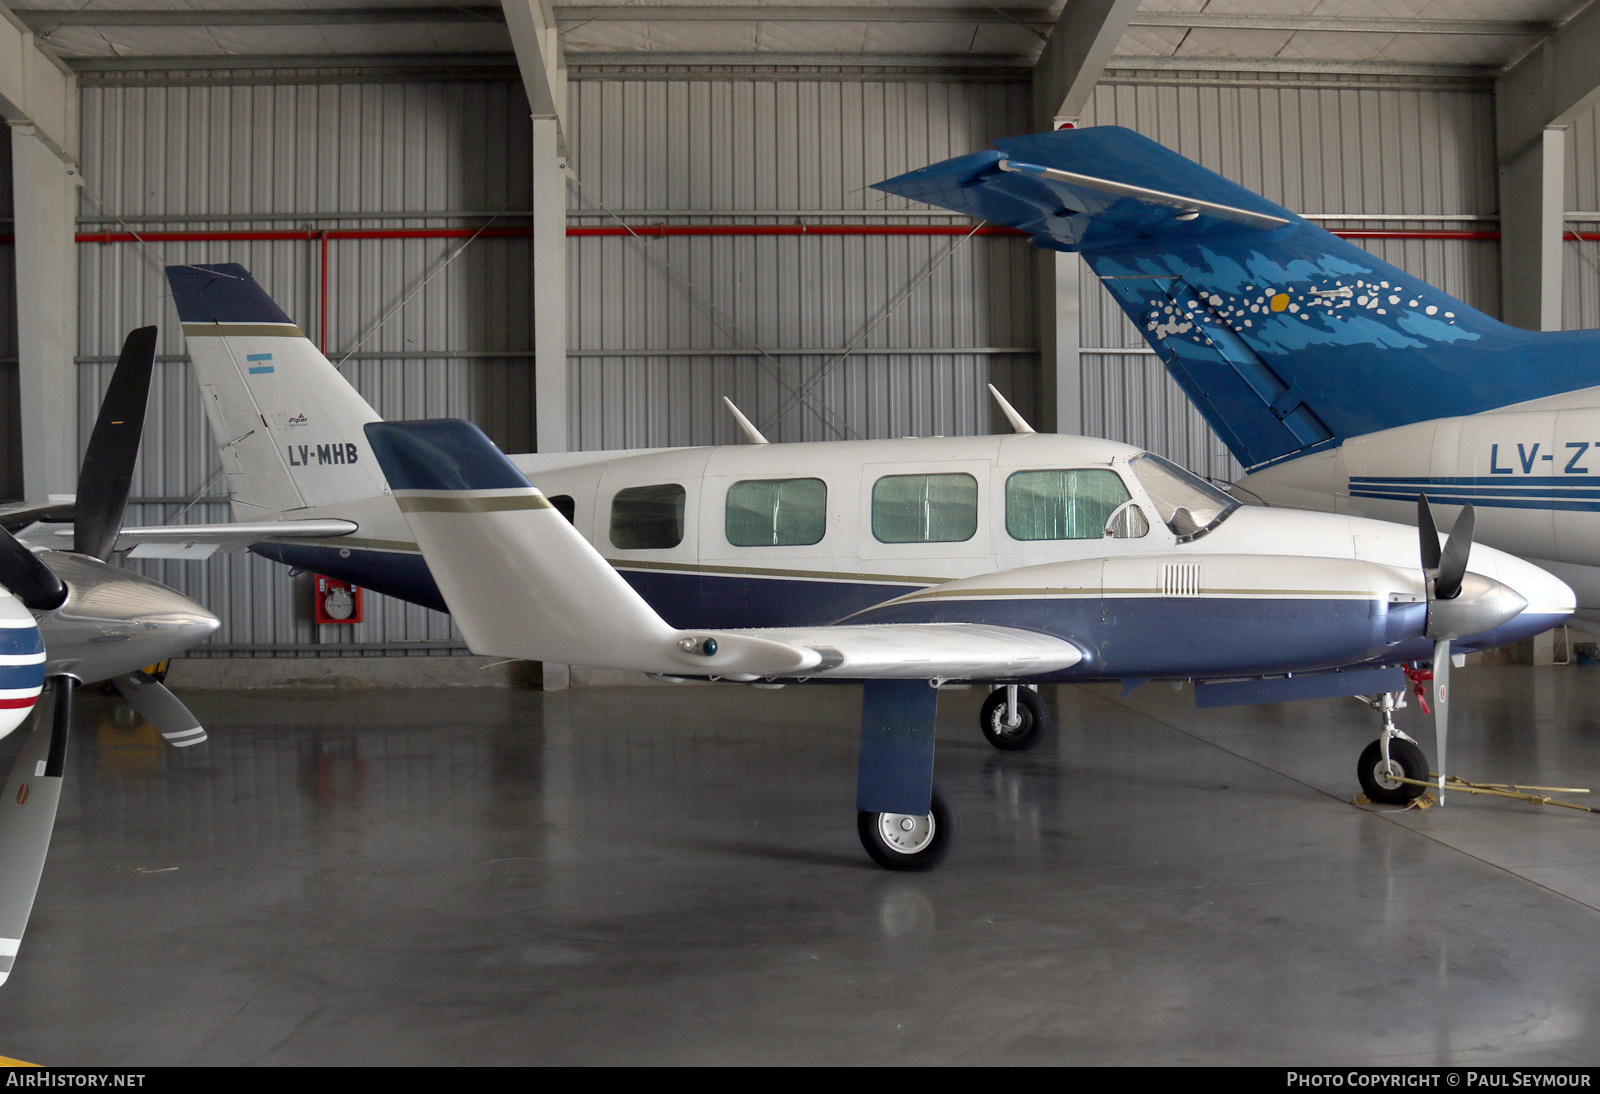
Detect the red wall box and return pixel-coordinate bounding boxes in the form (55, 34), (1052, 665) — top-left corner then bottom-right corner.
(314, 575), (363, 625)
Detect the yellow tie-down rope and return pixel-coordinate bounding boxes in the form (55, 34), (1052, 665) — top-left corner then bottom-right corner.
(1367, 774), (1597, 813)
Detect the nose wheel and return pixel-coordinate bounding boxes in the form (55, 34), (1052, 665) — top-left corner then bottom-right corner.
(858, 781), (958, 870)
(1358, 738), (1429, 805)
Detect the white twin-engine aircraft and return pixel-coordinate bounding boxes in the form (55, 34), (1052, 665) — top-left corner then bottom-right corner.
(879, 124), (1600, 630)
(165, 263), (1572, 870)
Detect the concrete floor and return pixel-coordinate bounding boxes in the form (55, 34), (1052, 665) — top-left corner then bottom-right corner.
(2, 665), (1600, 1066)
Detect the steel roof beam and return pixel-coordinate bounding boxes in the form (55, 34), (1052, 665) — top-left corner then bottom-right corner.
(1031, 0), (1137, 128)
(10, 6), (506, 28)
(1497, 0), (1600, 160)
(1494, 0), (1600, 334)
(1133, 12), (1554, 36)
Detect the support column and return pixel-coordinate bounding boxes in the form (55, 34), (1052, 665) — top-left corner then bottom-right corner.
(10, 125), (77, 498)
(1498, 127), (1565, 331)
(531, 116), (567, 456)
(1495, 3), (1600, 331)
(1028, 1), (1136, 436)
(1037, 250), (1082, 436)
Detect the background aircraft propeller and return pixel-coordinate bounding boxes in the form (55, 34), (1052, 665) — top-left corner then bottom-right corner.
(74, 325), (156, 562)
(0, 325), (220, 986)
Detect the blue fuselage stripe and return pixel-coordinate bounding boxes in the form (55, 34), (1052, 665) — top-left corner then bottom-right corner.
(254, 542), (1559, 681)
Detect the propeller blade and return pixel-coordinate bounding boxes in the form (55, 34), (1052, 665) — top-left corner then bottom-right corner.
(1418, 494), (1442, 572)
(1433, 639), (1451, 804)
(1436, 504), (1476, 601)
(0, 678), (72, 987)
(0, 526), (65, 612)
(75, 326), (158, 561)
(111, 671), (206, 748)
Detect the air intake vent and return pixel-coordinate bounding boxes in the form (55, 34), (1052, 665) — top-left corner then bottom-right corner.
(1161, 562), (1201, 597)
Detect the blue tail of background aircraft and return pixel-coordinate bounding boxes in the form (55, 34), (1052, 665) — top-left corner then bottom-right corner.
(876, 127), (1600, 471)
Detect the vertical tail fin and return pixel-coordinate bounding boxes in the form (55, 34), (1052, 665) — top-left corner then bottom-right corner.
(166, 264), (388, 518)
(876, 127), (1600, 470)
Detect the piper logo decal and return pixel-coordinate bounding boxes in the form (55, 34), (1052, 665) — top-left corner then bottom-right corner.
(287, 443), (360, 467)
(15, 783), (28, 806)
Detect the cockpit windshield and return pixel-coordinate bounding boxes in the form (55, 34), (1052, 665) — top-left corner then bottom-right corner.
(1127, 453), (1239, 542)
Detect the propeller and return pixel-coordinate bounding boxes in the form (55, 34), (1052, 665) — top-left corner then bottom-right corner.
(0, 525), (65, 612)
(76, 326), (157, 561)
(0, 325), (215, 988)
(0, 679), (70, 987)
(1416, 495), (1523, 802)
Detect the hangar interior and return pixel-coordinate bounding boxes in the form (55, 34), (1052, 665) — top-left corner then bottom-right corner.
(3, 0), (1600, 1067)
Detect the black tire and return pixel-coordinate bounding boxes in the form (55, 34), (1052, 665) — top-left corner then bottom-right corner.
(858, 780), (958, 871)
(1357, 738), (1429, 804)
(979, 686), (1049, 752)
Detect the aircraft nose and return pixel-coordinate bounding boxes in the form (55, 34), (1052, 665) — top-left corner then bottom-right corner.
(150, 586), (221, 648)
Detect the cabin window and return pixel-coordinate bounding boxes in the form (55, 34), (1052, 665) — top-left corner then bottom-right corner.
(609, 483), (686, 549)
(1005, 469), (1134, 540)
(1127, 453), (1239, 542)
(871, 473), (978, 543)
(547, 494), (576, 524)
(726, 478), (827, 547)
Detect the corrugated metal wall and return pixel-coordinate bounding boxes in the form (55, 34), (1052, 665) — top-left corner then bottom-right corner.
(1565, 107), (1600, 333)
(77, 81), (535, 653)
(61, 68), (1523, 655)
(564, 77), (1036, 447)
(1077, 74), (1500, 482)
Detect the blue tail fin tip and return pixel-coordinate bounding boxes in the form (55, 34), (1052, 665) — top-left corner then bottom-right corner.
(365, 420), (534, 494)
(166, 263), (296, 326)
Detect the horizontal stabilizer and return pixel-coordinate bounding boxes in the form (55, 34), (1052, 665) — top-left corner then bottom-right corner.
(875, 129), (1294, 252)
(100, 518), (359, 557)
(878, 126), (1600, 470)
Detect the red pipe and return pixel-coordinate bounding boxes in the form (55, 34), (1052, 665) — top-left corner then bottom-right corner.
(319, 231), (329, 354)
(53, 225), (1525, 245)
(1329, 229), (1499, 241)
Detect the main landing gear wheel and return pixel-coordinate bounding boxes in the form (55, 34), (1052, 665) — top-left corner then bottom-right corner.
(858, 781), (958, 871)
(979, 686), (1049, 752)
(1357, 738), (1429, 805)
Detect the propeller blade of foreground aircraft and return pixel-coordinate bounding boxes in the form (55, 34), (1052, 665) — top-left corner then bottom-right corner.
(1433, 638), (1451, 803)
(75, 326), (158, 561)
(111, 670), (206, 748)
(0, 526), (65, 612)
(0, 679), (71, 986)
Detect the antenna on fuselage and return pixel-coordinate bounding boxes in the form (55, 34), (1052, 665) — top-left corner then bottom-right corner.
(987, 384), (1036, 435)
(722, 397), (770, 444)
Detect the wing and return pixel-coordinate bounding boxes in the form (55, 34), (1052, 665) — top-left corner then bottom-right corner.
(363, 419), (1082, 682)
(35, 518), (359, 559)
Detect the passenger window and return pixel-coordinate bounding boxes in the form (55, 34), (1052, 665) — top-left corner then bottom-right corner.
(726, 478), (827, 547)
(547, 494), (576, 524)
(610, 484), (686, 549)
(872, 473), (978, 543)
(1005, 469), (1135, 540)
